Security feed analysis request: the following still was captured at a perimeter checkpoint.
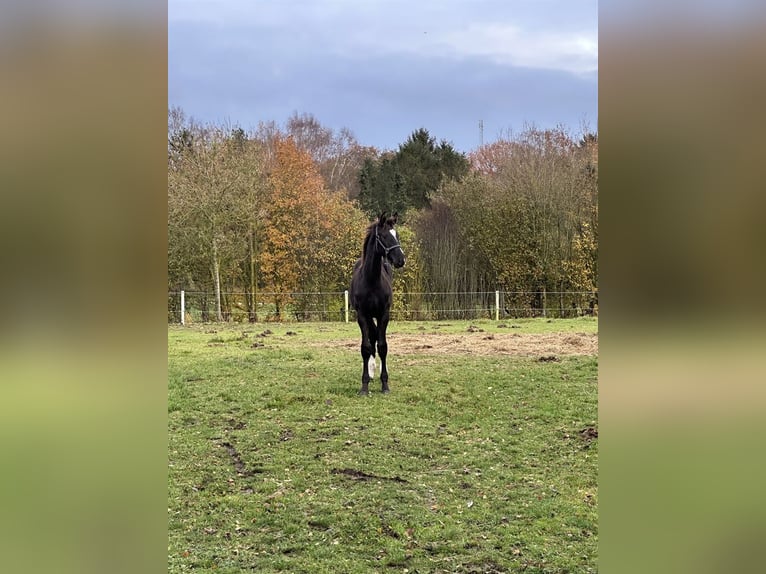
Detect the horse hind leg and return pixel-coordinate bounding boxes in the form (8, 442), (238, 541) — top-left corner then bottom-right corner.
(358, 316), (376, 395)
(378, 344), (389, 394)
(377, 315), (390, 393)
(359, 339), (372, 395)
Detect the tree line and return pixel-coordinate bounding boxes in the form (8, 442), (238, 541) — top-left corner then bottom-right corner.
(168, 107), (598, 321)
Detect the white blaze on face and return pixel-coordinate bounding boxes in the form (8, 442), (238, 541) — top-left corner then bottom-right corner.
(368, 356), (376, 379)
(389, 229), (397, 240)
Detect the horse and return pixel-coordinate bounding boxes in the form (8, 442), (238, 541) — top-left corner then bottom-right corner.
(349, 212), (406, 395)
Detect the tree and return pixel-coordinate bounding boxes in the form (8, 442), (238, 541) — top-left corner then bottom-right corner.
(468, 139), (516, 175)
(398, 128), (469, 210)
(260, 137), (368, 318)
(441, 126), (598, 316)
(357, 154), (407, 217)
(168, 114), (268, 321)
(389, 224), (425, 318)
(356, 128), (469, 217)
(284, 112), (375, 200)
(409, 196), (492, 317)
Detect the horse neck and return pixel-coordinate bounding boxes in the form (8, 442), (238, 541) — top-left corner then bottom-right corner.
(362, 232), (384, 282)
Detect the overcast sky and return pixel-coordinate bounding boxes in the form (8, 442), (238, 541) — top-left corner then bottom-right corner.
(168, 0), (598, 153)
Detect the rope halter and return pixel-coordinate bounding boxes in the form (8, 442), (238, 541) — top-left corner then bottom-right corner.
(375, 228), (404, 259)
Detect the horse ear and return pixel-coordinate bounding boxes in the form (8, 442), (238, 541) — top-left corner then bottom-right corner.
(391, 212), (398, 225)
(378, 211), (387, 226)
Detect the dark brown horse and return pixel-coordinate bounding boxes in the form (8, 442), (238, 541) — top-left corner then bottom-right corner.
(349, 213), (405, 394)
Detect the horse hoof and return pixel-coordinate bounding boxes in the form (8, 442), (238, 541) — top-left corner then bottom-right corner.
(358, 389), (369, 396)
(381, 388), (390, 394)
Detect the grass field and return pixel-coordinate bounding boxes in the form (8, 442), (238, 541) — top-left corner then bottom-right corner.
(168, 318), (598, 573)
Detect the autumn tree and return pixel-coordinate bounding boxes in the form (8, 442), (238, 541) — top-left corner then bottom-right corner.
(409, 197), (492, 318)
(441, 173), (537, 307)
(168, 112), (268, 321)
(469, 139), (516, 176)
(563, 217), (598, 297)
(443, 126), (598, 316)
(388, 224), (424, 318)
(569, 132), (599, 305)
(284, 112), (376, 200)
(260, 137), (368, 318)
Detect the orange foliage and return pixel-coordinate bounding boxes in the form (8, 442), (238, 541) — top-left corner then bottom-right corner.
(260, 137), (367, 308)
(469, 140), (517, 175)
(260, 138), (324, 294)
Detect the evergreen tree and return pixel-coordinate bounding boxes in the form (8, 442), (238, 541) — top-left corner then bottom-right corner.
(355, 128), (469, 217)
(357, 154), (406, 217)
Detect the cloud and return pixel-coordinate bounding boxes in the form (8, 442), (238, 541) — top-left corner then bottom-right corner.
(169, 0), (597, 76)
(168, 0), (598, 150)
(438, 23), (598, 75)
(344, 21), (598, 77)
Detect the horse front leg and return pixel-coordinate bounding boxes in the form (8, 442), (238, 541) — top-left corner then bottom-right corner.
(357, 315), (375, 395)
(377, 313), (390, 393)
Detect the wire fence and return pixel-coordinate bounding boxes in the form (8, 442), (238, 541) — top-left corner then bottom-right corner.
(168, 290), (598, 323)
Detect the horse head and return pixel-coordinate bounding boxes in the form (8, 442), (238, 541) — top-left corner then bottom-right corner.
(376, 212), (405, 269)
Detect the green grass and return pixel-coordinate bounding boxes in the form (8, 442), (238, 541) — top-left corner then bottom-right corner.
(168, 319), (597, 573)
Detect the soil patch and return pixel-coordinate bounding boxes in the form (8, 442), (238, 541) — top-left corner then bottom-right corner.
(220, 441), (263, 477)
(314, 331), (597, 357)
(331, 468), (408, 483)
(580, 427), (599, 441)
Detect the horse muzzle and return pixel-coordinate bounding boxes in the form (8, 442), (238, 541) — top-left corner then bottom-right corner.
(388, 250), (405, 269)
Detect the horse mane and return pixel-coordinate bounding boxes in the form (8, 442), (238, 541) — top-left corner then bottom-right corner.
(361, 219), (379, 261)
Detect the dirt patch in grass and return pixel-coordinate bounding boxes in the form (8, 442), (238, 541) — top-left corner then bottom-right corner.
(580, 427), (599, 441)
(314, 331), (597, 357)
(331, 468), (408, 483)
(219, 441), (263, 477)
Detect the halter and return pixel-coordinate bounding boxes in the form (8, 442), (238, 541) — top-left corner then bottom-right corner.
(375, 228), (404, 260)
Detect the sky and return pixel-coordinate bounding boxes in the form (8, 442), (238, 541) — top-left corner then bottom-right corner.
(168, 0), (598, 153)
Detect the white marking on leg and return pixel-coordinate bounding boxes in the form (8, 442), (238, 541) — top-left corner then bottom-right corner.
(368, 356), (376, 379)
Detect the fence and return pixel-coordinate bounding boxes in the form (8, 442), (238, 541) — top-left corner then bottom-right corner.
(168, 290), (598, 324)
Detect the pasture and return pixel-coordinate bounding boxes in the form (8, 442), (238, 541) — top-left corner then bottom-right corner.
(168, 318), (598, 573)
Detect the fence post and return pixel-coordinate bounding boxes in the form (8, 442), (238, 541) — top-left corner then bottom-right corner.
(180, 290), (185, 326)
(495, 290), (500, 321)
(344, 290), (349, 323)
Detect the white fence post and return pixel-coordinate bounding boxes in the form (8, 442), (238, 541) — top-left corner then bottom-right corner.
(495, 290), (500, 321)
(180, 290), (185, 325)
(344, 290), (349, 323)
